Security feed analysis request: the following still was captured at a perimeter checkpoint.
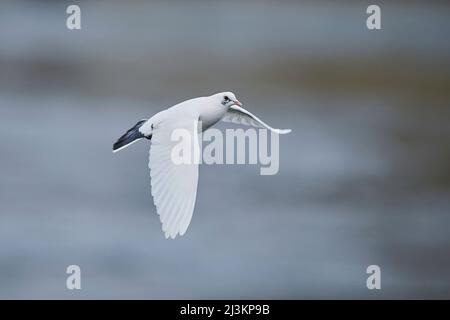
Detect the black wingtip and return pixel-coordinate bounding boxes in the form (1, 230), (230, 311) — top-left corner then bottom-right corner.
(113, 119), (148, 152)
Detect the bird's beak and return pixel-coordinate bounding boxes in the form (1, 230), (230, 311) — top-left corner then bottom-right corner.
(233, 100), (243, 107)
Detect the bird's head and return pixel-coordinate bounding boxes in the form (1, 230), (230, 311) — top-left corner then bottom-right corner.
(211, 92), (242, 109)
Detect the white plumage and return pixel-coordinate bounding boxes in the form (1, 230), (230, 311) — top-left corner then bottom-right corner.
(113, 92), (291, 239)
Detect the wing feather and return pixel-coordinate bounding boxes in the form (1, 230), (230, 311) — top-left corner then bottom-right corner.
(149, 117), (200, 239)
(222, 105), (291, 134)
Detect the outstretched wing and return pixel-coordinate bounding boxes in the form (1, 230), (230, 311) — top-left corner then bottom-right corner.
(221, 105), (291, 134)
(148, 116), (200, 239)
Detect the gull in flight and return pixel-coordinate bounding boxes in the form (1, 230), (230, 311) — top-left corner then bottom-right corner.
(113, 92), (291, 239)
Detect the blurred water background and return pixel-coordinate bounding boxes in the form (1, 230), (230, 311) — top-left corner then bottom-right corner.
(0, 0), (449, 299)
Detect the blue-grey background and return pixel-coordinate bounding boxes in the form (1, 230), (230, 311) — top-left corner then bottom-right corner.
(0, 0), (449, 299)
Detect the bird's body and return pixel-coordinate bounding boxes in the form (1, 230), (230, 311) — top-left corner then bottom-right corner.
(139, 96), (228, 138)
(113, 92), (291, 239)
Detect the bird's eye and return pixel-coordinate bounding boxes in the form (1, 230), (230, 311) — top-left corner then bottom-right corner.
(224, 96), (229, 101)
